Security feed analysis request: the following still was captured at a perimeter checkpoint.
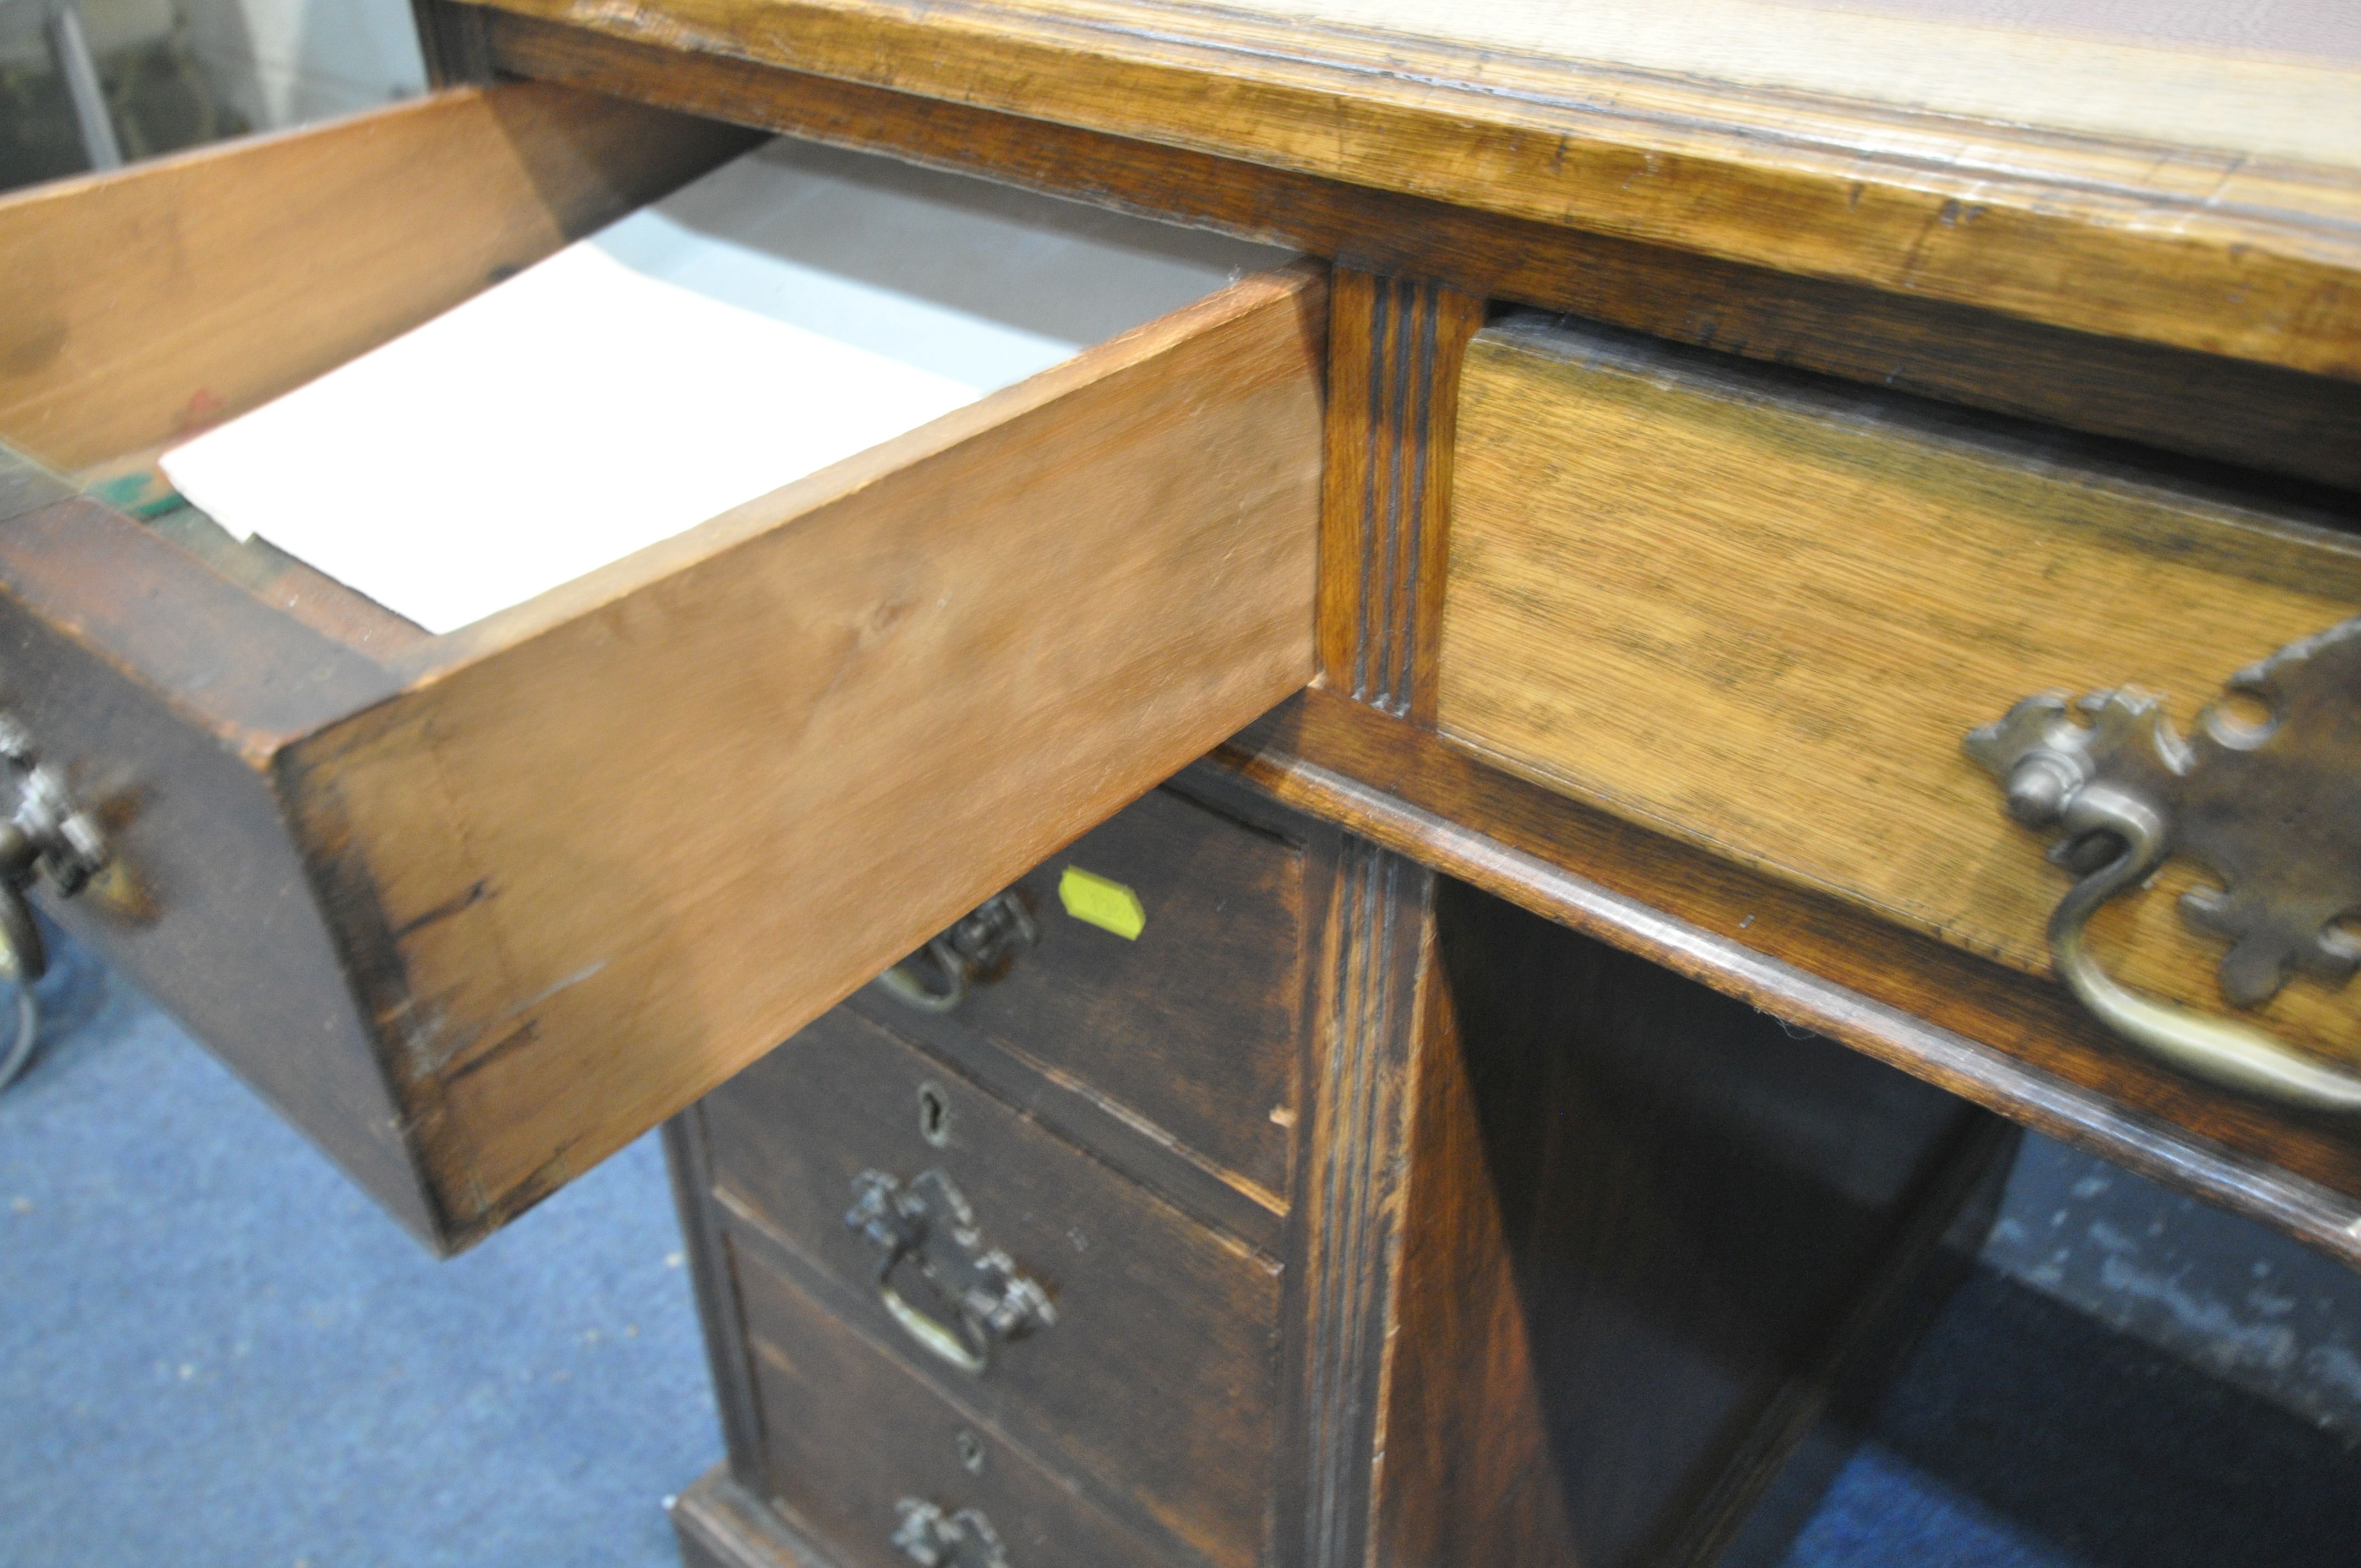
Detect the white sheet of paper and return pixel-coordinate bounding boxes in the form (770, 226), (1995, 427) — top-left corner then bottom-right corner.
(160, 139), (1288, 634)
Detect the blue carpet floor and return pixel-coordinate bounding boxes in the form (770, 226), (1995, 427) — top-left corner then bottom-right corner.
(7, 923), (2359, 1567)
(1770, 1267), (2361, 1567)
(0, 925), (718, 1568)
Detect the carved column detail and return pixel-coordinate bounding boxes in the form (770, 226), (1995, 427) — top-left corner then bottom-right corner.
(1318, 270), (1486, 722)
(1289, 837), (1435, 1568)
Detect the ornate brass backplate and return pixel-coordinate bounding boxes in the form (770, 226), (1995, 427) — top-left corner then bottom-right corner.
(893, 1500), (1009, 1567)
(1966, 617), (2360, 1109)
(0, 710), (110, 983)
(844, 1168), (1056, 1374)
(0, 711), (110, 1092)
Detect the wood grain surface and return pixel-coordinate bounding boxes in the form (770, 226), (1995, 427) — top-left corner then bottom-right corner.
(279, 265), (1323, 1243)
(1373, 881), (1992, 1568)
(484, 11), (2361, 494)
(0, 502), (438, 1235)
(1221, 691), (2361, 1264)
(839, 771), (1303, 1256)
(0, 92), (1320, 1252)
(0, 81), (753, 470)
(737, 1257), (1172, 1568)
(1317, 270), (1486, 720)
(1183, 0), (2361, 160)
(1441, 317), (2361, 1072)
(1275, 840), (1432, 1568)
(460, 0), (2361, 379)
(900, 781), (1309, 1209)
(706, 1005), (1280, 1568)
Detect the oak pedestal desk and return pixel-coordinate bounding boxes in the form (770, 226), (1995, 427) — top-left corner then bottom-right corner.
(3, 3), (2360, 1564)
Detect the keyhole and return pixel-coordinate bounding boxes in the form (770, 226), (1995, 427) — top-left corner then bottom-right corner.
(917, 1082), (952, 1148)
(955, 1429), (986, 1474)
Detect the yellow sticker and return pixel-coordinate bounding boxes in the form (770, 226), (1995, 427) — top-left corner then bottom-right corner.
(1058, 866), (1145, 940)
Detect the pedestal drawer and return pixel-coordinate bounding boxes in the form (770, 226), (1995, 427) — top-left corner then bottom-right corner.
(704, 1005), (1282, 1568)
(864, 777), (1309, 1207)
(738, 1251), (1169, 1568)
(0, 83), (1323, 1251)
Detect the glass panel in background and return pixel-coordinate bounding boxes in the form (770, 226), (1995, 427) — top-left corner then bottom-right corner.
(0, 0), (425, 194)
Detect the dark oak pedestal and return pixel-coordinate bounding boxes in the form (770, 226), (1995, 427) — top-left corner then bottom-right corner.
(662, 774), (2012, 1568)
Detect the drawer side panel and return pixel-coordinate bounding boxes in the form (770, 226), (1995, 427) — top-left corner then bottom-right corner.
(0, 81), (754, 471)
(0, 549), (434, 1238)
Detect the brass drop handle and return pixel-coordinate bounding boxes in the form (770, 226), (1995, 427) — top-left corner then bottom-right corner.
(1966, 618), (2361, 1112)
(2038, 783), (2361, 1110)
(874, 892), (1038, 1015)
(875, 941), (969, 1014)
(845, 1169), (1056, 1375)
(893, 1500), (1010, 1568)
(0, 712), (107, 980)
(0, 712), (107, 1092)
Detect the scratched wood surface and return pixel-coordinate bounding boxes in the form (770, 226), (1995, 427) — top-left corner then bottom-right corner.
(0, 81), (753, 470)
(460, 0), (2361, 379)
(1440, 316), (2361, 1072)
(0, 502), (439, 1235)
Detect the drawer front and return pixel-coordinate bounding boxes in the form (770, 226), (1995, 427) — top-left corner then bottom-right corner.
(1440, 316), (2361, 1070)
(0, 87), (1323, 1252)
(739, 1250), (1167, 1568)
(704, 1005), (1281, 1568)
(895, 781), (1305, 1204)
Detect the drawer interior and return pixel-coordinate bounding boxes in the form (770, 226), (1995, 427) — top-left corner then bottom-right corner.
(0, 84), (1326, 1251)
(0, 81), (759, 659)
(3, 83), (1289, 642)
(146, 123), (1291, 637)
(1, 85), (751, 506)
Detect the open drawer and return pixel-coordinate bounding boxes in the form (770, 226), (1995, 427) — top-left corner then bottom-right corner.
(0, 84), (1325, 1251)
